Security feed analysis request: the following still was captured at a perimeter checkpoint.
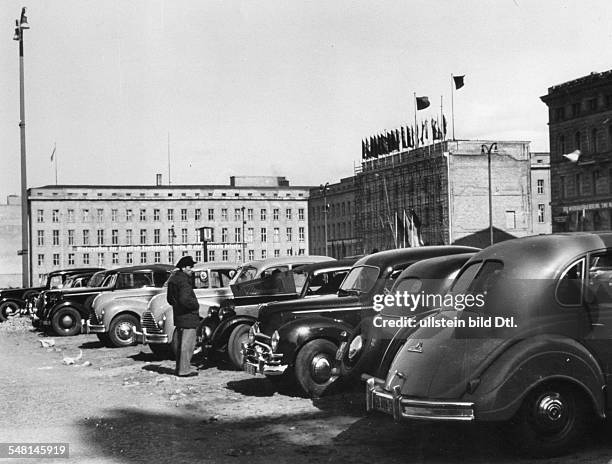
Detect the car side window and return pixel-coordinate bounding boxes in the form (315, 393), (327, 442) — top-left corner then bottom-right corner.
(383, 269), (406, 292)
(556, 259), (584, 306)
(586, 252), (612, 310)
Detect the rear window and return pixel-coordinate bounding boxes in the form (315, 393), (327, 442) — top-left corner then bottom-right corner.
(556, 259), (584, 306)
(450, 260), (504, 295)
(116, 272), (152, 289)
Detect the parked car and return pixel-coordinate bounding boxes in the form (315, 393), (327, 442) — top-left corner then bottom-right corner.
(37, 265), (173, 336)
(204, 258), (356, 369)
(242, 246), (478, 396)
(92, 262), (236, 348)
(336, 253), (476, 383)
(138, 255), (332, 358)
(0, 267), (103, 321)
(364, 233), (612, 457)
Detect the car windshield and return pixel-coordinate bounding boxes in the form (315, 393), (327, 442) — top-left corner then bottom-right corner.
(48, 275), (64, 289)
(232, 266), (258, 284)
(88, 272), (107, 287)
(195, 269), (235, 289)
(339, 265), (380, 295)
(116, 272), (153, 289)
(303, 269), (349, 296)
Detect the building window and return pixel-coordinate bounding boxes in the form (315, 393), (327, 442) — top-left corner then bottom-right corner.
(53, 253), (60, 266)
(273, 208), (279, 220)
(537, 204), (545, 223)
(221, 208), (228, 220)
(274, 249), (280, 257)
(140, 252), (147, 264)
(591, 128), (598, 153)
(67, 230), (74, 246)
(37, 209), (44, 223)
(126, 209), (133, 221)
(67, 209), (74, 223)
(83, 253), (90, 265)
(111, 229), (119, 245)
(208, 250), (215, 262)
(298, 208), (304, 220)
(37, 254), (44, 266)
(51, 230), (59, 246)
(248, 249), (254, 261)
(261, 227), (267, 242)
(287, 248), (293, 256)
(286, 227), (292, 241)
(571, 102), (580, 117)
(261, 249), (267, 259)
(298, 248), (305, 256)
(97, 253), (105, 266)
(576, 173), (582, 196)
(112, 253), (119, 265)
(97, 230), (104, 245)
(154, 209), (160, 221)
(273, 227), (280, 242)
(574, 131), (581, 150)
(181, 209), (188, 221)
(505, 211), (516, 229)
(195, 209), (201, 221)
(181, 228), (188, 243)
(52, 209), (59, 223)
(208, 209), (214, 221)
(82, 209), (89, 222)
(154, 251), (161, 264)
(247, 208), (253, 221)
(68, 253), (75, 265)
(126, 252), (133, 264)
(140, 229), (147, 245)
(82, 229), (89, 246)
(140, 209), (147, 221)
(111, 209), (118, 222)
(195, 250), (202, 262)
(167, 209), (174, 221)
(593, 170), (600, 195)
(537, 179), (544, 194)
(260, 209), (267, 221)
(126, 229), (133, 245)
(560, 176), (566, 199)
(234, 208), (241, 221)
(168, 228), (176, 244)
(286, 208), (292, 220)
(154, 229), (160, 244)
(168, 251), (174, 263)
(299, 226), (305, 242)
(235, 228), (242, 243)
(589, 98), (597, 111)
(222, 250), (228, 262)
(554, 107), (564, 121)
(222, 228), (228, 242)
(97, 209), (104, 222)
(247, 228), (254, 242)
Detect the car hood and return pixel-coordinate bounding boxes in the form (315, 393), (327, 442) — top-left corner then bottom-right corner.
(0, 286), (44, 299)
(259, 293), (358, 318)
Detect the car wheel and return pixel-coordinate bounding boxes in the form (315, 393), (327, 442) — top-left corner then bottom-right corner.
(508, 382), (591, 457)
(108, 314), (140, 347)
(295, 339), (338, 397)
(96, 333), (112, 347)
(339, 326), (376, 384)
(0, 301), (21, 322)
(228, 324), (251, 369)
(51, 307), (82, 336)
(149, 343), (174, 359)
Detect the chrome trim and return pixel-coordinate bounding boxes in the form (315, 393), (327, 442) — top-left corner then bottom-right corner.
(292, 306), (361, 314)
(86, 321), (106, 333)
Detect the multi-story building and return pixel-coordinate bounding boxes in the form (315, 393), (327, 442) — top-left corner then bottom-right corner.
(541, 70), (612, 232)
(308, 176), (359, 258)
(530, 152), (552, 235)
(0, 195), (22, 288)
(355, 139), (535, 251)
(29, 176), (310, 284)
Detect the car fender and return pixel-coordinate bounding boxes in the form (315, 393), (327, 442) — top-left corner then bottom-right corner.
(48, 301), (88, 320)
(468, 335), (605, 421)
(0, 297), (25, 308)
(102, 300), (147, 327)
(276, 316), (354, 366)
(210, 315), (257, 350)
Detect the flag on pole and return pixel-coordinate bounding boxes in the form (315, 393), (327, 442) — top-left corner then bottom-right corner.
(453, 75), (465, 89)
(50, 143), (56, 162)
(416, 96), (430, 110)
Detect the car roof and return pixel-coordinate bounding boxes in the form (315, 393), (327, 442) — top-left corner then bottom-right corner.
(353, 246), (481, 269)
(396, 252), (477, 280)
(48, 267), (104, 277)
(293, 258), (360, 273)
(193, 262), (240, 271)
(107, 264), (175, 274)
(465, 232), (612, 279)
(238, 255), (334, 271)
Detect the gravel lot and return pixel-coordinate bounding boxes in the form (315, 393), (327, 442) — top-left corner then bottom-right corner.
(2, 318), (612, 463)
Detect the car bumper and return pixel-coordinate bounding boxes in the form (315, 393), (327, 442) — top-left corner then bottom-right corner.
(133, 327), (168, 344)
(87, 321), (106, 333)
(363, 375), (474, 422)
(242, 342), (288, 376)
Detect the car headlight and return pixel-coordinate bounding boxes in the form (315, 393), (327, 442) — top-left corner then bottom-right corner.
(247, 325), (256, 344)
(219, 306), (234, 320)
(271, 330), (280, 352)
(101, 309), (105, 317)
(207, 306), (219, 318)
(348, 335), (363, 360)
(158, 314), (166, 329)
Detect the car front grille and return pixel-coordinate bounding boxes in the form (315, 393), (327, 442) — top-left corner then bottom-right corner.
(141, 311), (162, 334)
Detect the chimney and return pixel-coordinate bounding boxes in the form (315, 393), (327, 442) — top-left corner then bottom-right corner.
(156, 174), (162, 186)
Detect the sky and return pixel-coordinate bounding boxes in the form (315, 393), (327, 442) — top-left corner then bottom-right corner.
(1, 0), (612, 201)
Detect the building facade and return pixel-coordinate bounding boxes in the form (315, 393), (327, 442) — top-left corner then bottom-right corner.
(355, 139), (536, 251)
(0, 195), (22, 288)
(530, 152), (552, 235)
(29, 176), (310, 284)
(541, 70), (612, 232)
(308, 176), (360, 258)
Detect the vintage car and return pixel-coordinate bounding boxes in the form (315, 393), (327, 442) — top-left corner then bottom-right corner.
(138, 255), (332, 358)
(337, 252), (476, 383)
(37, 265), (173, 336)
(242, 246), (478, 397)
(204, 258), (355, 369)
(364, 233), (612, 457)
(91, 262), (237, 348)
(0, 267), (103, 321)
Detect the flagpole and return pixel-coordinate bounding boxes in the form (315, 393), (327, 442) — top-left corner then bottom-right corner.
(451, 74), (455, 140)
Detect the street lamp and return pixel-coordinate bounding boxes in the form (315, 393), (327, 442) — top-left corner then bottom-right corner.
(241, 206), (246, 263)
(13, 7), (30, 287)
(481, 143), (498, 246)
(319, 183), (330, 256)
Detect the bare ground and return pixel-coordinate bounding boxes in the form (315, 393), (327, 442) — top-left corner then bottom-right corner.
(1, 318), (612, 464)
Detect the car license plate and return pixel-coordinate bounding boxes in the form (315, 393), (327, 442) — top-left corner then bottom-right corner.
(335, 342), (347, 361)
(373, 395), (394, 414)
(243, 362), (258, 376)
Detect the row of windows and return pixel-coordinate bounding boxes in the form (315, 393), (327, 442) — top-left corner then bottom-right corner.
(36, 207), (306, 223)
(553, 95), (612, 122)
(556, 125), (612, 156)
(312, 222), (354, 242)
(36, 247), (307, 268)
(35, 190), (305, 199)
(311, 201), (352, 221)
(558, 169), (612, 199)
(34, 227), (307, 246)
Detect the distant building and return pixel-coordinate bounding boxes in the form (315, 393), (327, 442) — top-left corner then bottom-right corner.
(530, 152), (552, 235)
(541, 70), (612, 232)
(308, 177), (360, 258)
(28, 177), (310, 284)
(0, 195), (22, 288)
